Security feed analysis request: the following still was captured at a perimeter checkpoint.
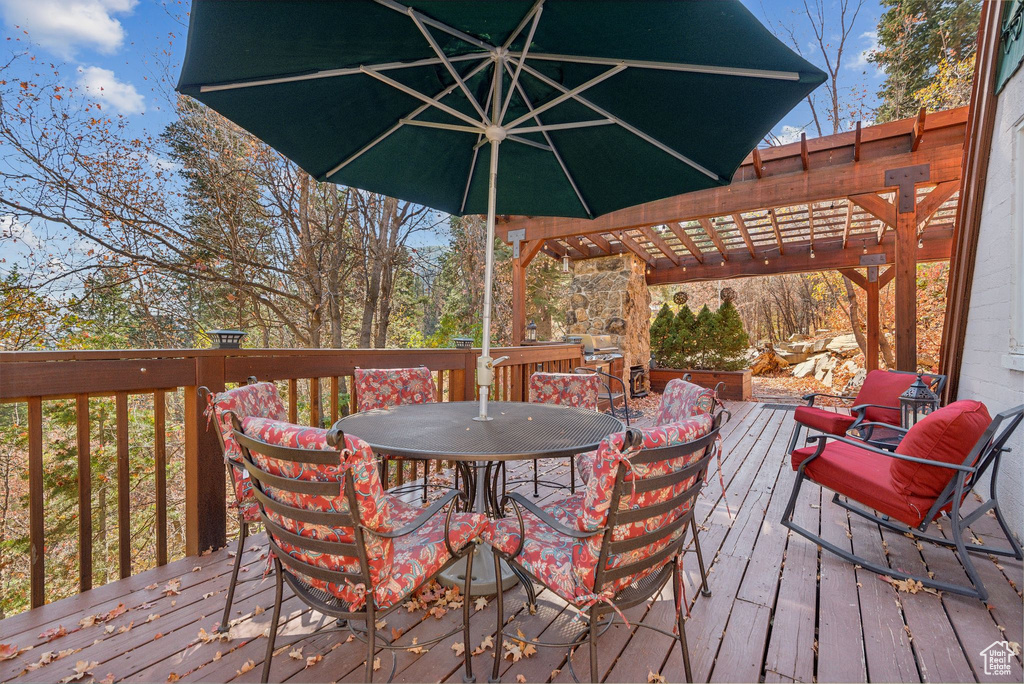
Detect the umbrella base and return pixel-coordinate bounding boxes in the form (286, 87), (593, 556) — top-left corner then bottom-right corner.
(439, 543), (518, 596)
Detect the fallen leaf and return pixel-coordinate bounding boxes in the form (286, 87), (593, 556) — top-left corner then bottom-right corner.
(99, 673), (115, 684)
(305, 654), (323, 668)
(516, 676), (527, 683)
(252, 605), (264, 616)
(213, 651), (221, 661)
(375, 619), (387, 630)
(38, 625), (68, 643)
(104, 625), (115, 635)
(166, 674), (180, 683)
(144, 614), (160, 623)
(117, 621), (134, 635)
(451, 642), (465, 657)
(144, 583), (158, 591)
(192, 566), (201, 573)
(101, 604), (127, 622)
(373, 657), (381, 672)
(289, 648), (304, 660)
(59, 659), (98, 683)
(162, 579), (181, 597)
(0, 644), (28, 661)
(202, 592), (215, 600)
(78, 615), (98, 629)
(648, 670), (666, 683)
(391, 627), (403, 641)
(474, 597), (488, 612)
(236, 660), (255, 675)
(197, 628), (228, 644)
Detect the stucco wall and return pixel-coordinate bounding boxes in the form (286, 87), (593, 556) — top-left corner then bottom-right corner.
(959, 68), (1024, 541)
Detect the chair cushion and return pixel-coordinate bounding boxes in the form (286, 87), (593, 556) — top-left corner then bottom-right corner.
(653, 379), (716, 426)
(354, 367), (437, 412)
(791, 440), (926, 527)
(793, 405), (857, 435)
(529, 372), (601, 410)
(485, 507), (583, 605)
(855, 370), (923, 424)
(210, 383), (287, 521)
(890, 400), (991, 512)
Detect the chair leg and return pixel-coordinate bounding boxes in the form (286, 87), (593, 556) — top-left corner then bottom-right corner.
(218, 518), (248, 632)
(786, 423), (803, 455)
(950, 508), (990, 602)
(569, 457), (576, 495)
(261, 559), (284, 683)
(674, 559), (693, 683)
(692, 524), (711, 597)
(532, 459), (540, 497)
(422, 460), (429, 502)
(365, 604), (377, 682)
(490, 553), (504, 683)
(588, 608), (600, 683)
(462, 550), (476, 683)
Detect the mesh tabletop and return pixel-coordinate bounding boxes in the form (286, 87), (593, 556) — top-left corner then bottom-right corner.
(335, 401), (623, 461)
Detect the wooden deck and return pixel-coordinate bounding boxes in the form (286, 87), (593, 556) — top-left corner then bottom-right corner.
(1, 403), (1021, 683)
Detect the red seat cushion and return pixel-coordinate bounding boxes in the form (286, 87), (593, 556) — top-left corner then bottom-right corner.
(791, 441), (925, 527)
(856, 370), (930, 424)
(793, 405), (857, 435)
(890, 400), (991, 513)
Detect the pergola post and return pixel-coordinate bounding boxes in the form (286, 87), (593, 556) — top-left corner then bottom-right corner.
(511, 253), (526, 346)
(866, 266), (880, 371)
(886, 164), (929, 371)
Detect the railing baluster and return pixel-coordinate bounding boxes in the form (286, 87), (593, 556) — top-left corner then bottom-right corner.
(288, 378), (298, 423)
(330, 376), (339, 423)
(154, 391), (167, 567)
(28, 397), (44, 608)
(116, 392), (131, 579)
(348, 376), (358, 415)
(76, 395), (92, 591)
(309, 377), (320, 427)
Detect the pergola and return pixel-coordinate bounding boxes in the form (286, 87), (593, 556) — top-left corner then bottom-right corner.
(499, 106), (968, 371)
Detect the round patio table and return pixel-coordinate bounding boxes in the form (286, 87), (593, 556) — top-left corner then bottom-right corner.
(335, 401), (623, 595)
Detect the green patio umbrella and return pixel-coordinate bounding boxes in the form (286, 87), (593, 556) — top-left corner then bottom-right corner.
(177, 0), (825, 420)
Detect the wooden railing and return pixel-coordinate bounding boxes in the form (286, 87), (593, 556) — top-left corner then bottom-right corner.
(0, 344), (583, 610)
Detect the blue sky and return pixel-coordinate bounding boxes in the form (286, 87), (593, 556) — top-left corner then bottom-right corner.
(0, 0), (886, 259)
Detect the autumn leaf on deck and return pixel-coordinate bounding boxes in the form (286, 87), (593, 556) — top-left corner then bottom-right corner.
(98, 673), (116, 683)
(144, 614), (160, 623)
(391, 627), (403, 641)
(166, 674), (180, 683)
(451, 642), (465, 657)
(288, 647), (303, 660)
(305, 654), (323, 668)
(648, 671), (666, 683)
(0, 644), (29, 661)
(516, 676), (527, 683)
(58, 659), (98, 683)
(474, 597), (488, 612)
(373, 657), (381, 672)
(117, 621), (134, 634)
(100, 604), (127, 622)
(38, 625), (68, 643)
(162, 579), (181, 597)
(236, 660), (255, 675)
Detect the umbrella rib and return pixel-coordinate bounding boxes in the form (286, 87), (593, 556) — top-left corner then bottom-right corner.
(325, 57), (492, 179)
(502, 0), (545, 50)
(511, 58), (725, 183)
(511, 119), (615, 134)
(460, 67), (498, 214)
(197, 54), (483, 93)
(502, 60), (592, 217)
(498, 2), (544, 125)
(360, 66), (486, 129)
(373, 0), (494, 53)
(407, 9), (489, 122)
(400, 119), (483, 134)
(502, 64), (626, 131)
(507, 52), (803, 81)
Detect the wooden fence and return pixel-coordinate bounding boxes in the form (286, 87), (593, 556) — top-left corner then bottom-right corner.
(0, 344), (583, 608)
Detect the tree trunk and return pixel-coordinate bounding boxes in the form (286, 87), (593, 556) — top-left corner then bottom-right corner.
(358, 270), (380, 349)
(841, 276), (868, 358)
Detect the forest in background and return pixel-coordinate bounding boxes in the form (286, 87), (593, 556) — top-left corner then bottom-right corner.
(0, 0), (979, 616)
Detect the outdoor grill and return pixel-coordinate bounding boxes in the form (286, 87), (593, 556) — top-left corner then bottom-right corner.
(579, 334), (622, 361)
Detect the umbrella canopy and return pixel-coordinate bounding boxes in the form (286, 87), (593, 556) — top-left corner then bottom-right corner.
(177, 0), (825, 418)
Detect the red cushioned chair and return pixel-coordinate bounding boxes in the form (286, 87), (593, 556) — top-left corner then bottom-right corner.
(484, 410), (727, 683)
(202, 378), (286, 633)
(353, 366), (440, 502)
(234, 416), (485, 683)
(526, 371), (602, 496)
(782, 401), (1023, 600)
(786, 369), (947, 454)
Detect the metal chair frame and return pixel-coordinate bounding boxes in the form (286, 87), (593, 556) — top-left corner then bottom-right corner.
(233, 419), (477, 683)
(782, 404), (1023, 601)
(786, 370), (948, 454)
(489, 414), (726, 683)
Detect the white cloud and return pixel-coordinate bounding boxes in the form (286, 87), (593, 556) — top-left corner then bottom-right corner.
(0, 0), (137, 58)
(849, 30), (880, 73)
(77, 65), (145, 115)
(146, 152), (181, 174)
(775, 124), (806, 145)
(0, 214), (41, 250)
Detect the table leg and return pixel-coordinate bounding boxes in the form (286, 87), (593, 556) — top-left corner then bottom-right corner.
(440, 460), (518, 596)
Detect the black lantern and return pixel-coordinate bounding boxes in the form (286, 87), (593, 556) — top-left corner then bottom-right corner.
(525, 320), (538, 343)
(899, 374), (939, 427)
(206, 329), (246, 349)
(453, 336), (473, 349)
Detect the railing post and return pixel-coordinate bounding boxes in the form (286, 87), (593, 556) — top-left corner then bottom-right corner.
(185, 355), (227, 556)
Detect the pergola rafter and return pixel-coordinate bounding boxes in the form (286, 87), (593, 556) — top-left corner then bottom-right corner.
(501, 107), (968, 369)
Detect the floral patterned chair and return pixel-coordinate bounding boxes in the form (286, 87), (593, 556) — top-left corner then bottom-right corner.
(234, 416), (487, 682)
(202, 379), (286, 633)
(484, 410), (727, 683)
(653, 377), (718, 425)
(353, 366), (439, 501)
(526, 372), (602, 496)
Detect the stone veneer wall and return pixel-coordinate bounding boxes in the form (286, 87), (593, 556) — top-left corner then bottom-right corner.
(566, 253), (651, 387)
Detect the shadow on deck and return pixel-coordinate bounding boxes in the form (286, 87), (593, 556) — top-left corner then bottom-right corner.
(0, 403), (1020, 683)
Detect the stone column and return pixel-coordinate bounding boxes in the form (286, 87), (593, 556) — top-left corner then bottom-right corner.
(567, 253), (651, 387)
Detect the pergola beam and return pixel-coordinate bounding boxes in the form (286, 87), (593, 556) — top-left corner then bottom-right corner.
(637, 225), (683, 266)
(666, 222), (704, 263)
(586, 233), (613, 254)
(614, 230), (656, 266)
(732, 213), (756, 258)
(915, 180), (960, 231)
(768, 209), (785, 255)
(697, 218), (729, 261)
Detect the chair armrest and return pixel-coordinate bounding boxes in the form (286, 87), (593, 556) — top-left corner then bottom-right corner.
(504, 492), (601, 539)
(807, 434), (975, 472)
(854, 421), (909, 435)
(371, 489), (461, 539)
(802, 392), (857, 406)
(850, 403), (901, 415)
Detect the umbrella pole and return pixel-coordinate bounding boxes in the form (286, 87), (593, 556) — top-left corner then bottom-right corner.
(475, 134), (501, 421)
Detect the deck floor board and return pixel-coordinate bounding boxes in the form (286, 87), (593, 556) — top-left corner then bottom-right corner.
(2, 403), (1021, 683)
